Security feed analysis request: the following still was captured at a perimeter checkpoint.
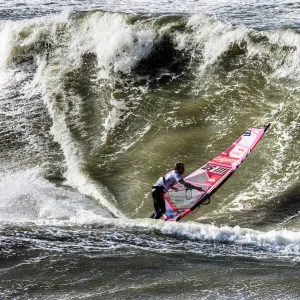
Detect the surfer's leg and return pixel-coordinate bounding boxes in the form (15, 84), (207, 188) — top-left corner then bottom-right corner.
(150, 187), (166, 219)
(150, 188), (158, 218)
(153, 188), (166, 219)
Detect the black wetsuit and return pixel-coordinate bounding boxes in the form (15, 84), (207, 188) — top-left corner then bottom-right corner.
(150, 186), (166, 219)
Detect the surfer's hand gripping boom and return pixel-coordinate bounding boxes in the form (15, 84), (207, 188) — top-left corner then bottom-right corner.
(178, 179), (203, 191)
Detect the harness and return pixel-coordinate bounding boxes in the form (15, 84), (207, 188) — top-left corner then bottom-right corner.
(152, 176), (167, 191)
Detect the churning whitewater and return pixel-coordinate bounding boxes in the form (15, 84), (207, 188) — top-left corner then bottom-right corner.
(0, 1), (300, 299)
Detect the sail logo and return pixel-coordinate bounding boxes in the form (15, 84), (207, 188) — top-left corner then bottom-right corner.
(207, 174), (222, 184)
(212, 156), (238, 165)
(229, 145), (247, 159)
(243, 130), (252, 136)
(202, 164), (229, 175)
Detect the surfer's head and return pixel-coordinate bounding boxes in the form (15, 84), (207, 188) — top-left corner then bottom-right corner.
(175, 162), (185, 175)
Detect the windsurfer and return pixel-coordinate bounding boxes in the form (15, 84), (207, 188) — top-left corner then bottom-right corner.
(150, 162), (203, 219)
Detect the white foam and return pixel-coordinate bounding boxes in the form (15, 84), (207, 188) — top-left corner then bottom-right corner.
(186, 14), (250, 70)
(0, 21), (15, 68)
(101, 95), (127, 143)
(0, 168), (111, 223)
(64, 12), (156, 77)
(33, 214), (300, 256)
(267, 29), (300, 80)
(150, 221), (300, 256)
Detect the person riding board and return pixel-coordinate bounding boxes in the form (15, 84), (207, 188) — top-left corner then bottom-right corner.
(150, 162), (204, 219)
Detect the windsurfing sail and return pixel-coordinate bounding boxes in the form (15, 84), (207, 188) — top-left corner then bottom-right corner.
(163, 124), (270, 222)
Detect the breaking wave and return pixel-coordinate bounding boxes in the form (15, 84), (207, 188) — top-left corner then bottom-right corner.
(0, 10), (299, 227)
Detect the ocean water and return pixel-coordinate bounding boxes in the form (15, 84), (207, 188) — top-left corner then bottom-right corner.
(0, 1), (300, 299)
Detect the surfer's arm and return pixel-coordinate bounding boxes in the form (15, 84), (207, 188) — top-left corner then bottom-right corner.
(178, 179), (203, 191)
